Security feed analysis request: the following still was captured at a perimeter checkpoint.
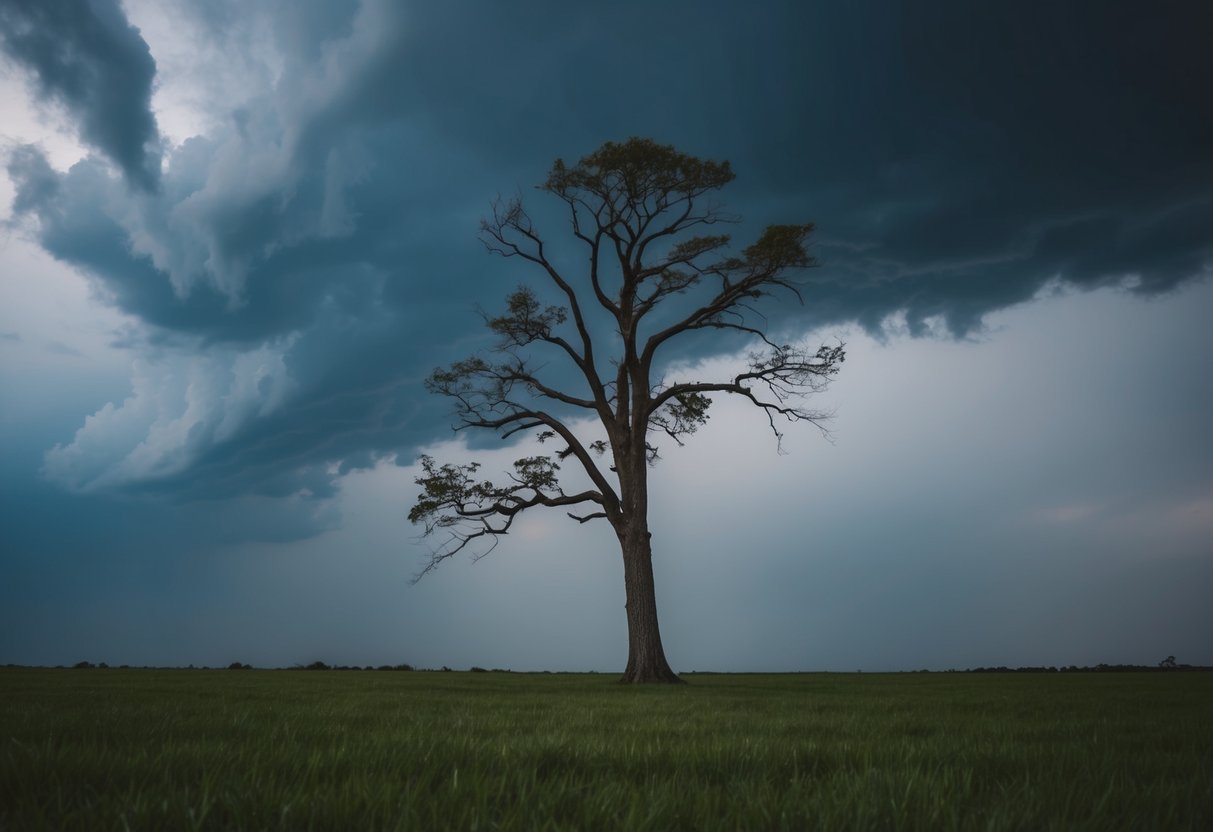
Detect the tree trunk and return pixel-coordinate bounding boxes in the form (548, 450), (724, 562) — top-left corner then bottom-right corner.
(618, 523), (682, 684)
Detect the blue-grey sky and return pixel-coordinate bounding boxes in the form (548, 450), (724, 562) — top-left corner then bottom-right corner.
(1, 0), (1210, 670)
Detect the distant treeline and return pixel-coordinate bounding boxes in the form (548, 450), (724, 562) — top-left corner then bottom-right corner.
(4, 661), (1209, 673)
(961, 663), (1209, 673)
(2, 661), (504, 672)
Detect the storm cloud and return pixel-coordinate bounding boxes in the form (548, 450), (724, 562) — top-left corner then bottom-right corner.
(2, 0), (1212, 673)
(3, 0), (1211, 510)
(0, 0), (162, 190)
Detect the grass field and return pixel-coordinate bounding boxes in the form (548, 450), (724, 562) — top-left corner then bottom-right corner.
(2, 669), (1210, 830)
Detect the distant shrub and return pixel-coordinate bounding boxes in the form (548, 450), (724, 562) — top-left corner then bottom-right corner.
(469, 666), (487, 673)
(441, 666), (452, 672)
(228, 662), (252, 670)
(73, 661), (93, 669)
(304, 661), (330, 671)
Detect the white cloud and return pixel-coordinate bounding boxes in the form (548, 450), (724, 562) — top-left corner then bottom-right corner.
(0, 38), (99, 171)
(42, 336), (297, 491)
(121, 0), (281, 148)
(66, 0), (396, 303)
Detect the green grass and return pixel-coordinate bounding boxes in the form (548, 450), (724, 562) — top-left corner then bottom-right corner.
(2, 669), (1210, 830)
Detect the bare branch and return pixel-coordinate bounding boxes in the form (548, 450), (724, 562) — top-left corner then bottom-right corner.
(639, 224), (816, 371)
(409, 453), (611, 577)
(646, 342), (845, 449)
(480, 198), (613, 413)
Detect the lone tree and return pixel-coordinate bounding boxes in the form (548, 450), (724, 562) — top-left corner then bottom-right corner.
(410, 138), (844, 683)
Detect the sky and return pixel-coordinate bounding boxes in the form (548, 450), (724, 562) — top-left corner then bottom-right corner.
(1, 0), (1210, 671)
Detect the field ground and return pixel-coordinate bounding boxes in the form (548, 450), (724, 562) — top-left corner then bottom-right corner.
(1, 669), (1210, 830)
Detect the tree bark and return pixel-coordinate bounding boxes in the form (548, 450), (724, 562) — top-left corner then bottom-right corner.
(617, 522), (683, 684)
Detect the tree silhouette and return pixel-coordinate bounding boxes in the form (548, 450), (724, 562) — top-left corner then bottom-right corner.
(410, 138), (844, 683)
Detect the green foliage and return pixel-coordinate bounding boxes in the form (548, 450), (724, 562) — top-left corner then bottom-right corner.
(424, 357), (491, 397)
(742, 224), (816, 271)
(488, 286), (568, 347)
(2, 669), (1211, 830)
(407, 456), (484, 527)
(510, 455), (560, 490)
(651, 391), (712, 445)
(409, 454), (561, 530)
(667, 234), (733, 264)
(544, 137), (735, 206)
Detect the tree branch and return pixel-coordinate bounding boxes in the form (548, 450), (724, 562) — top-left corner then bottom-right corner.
(646, 342), (845, 446)
(481, 199), (614, 416)
(409, 453), (611, 579)
(639, 224), (816, 372)
(412, 139), (843, 603)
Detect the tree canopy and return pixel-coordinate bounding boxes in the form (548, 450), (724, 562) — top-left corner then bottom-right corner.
(410, 137), (844, 682)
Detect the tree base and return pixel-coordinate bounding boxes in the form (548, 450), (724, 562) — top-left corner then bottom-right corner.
(618, 665), (685, 684)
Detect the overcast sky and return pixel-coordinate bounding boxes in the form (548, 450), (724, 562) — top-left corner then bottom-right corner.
(1, 0), (1210, 671)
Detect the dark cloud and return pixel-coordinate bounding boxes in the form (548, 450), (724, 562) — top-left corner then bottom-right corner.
(4, 0), (1211, 505)
(788, 0), (1213, 333)
(0, 0), (162, 190)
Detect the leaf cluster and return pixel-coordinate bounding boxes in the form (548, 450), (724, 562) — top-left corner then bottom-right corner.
(544, 137), (735, 208)
(487, 287), (568, 348)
